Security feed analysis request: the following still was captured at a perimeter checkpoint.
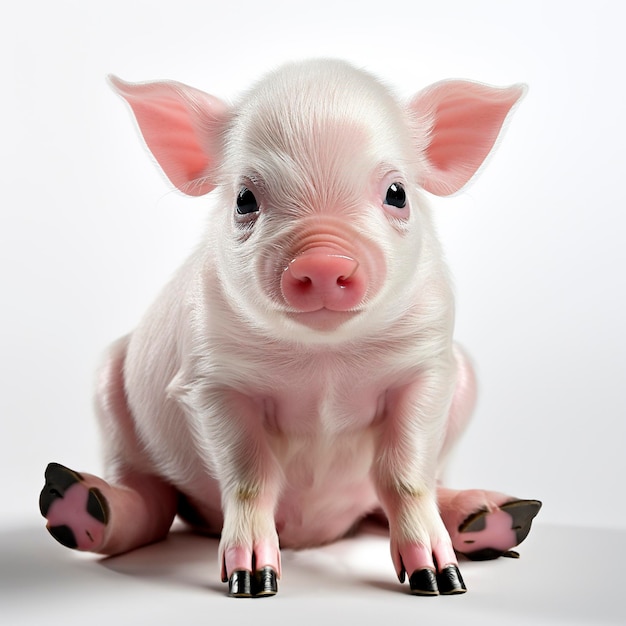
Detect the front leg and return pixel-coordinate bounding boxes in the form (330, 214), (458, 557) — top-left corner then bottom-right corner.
(185, 386), (282, 597)
(220, 483), (282, 598)
(374, 362), (466, 596)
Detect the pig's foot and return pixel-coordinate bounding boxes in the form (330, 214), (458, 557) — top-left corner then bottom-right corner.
(381, 484), (466, 595)
(439, 488), (542, 560)
(457, 499), (542, 560)
(222, 543), (280, 598)
(40, 462), (178, 555)
(394, 539), (466, 596)
(39, 462), (108, 551)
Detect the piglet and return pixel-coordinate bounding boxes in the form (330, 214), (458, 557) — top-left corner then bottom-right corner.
(40, 59), (541, 597)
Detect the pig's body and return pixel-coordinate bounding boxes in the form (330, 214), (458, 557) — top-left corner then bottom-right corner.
(40, 60), (541, 597)
(107, 238), (455, 549)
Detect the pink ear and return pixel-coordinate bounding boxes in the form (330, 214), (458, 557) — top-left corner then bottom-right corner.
(409, 80), (526, 196)
(109, 76), (230, 196)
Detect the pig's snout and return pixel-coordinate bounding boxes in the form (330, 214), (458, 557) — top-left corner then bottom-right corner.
(281, 247), (367, 313)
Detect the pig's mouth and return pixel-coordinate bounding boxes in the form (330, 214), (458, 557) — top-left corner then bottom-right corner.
(285, 308), (361, 332)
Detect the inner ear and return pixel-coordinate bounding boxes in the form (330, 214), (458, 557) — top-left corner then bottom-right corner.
(409, 80), (526, 196)
(110, 75), (231, 196)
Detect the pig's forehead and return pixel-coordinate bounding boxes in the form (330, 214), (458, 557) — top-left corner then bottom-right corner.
(224, 112), (409, 204)
(240, 68), (400, 118)
(223, 63), (413, 185)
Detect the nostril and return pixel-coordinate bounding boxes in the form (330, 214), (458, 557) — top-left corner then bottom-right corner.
(287, 255), (358, 289)
(281, 249), (367, 312)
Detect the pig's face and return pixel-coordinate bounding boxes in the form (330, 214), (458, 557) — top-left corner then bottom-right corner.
(110, 60), (524, 345)
(213, 63), (433, 343)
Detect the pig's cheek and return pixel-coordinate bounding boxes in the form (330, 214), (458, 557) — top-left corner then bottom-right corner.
(257, 255), (285, 307)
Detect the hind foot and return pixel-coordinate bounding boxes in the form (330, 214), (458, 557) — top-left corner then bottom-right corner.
(39, 462), (109, 551)
(455, 499), (542, 560)
(438, 488), (541, 560)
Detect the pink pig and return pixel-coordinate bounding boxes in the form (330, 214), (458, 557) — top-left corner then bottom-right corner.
(40, 59), (541, 597)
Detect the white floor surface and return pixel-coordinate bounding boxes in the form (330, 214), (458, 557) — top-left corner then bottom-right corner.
(2, 519), (623, 625)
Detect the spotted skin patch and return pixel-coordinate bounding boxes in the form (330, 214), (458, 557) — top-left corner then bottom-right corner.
(40, 463), (109, 551)
(457, 499), (542, 561)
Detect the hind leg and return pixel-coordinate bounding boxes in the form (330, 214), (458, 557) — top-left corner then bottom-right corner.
(437, 345), (541, 560)
(40, 335), (177, 555)
(40, 463), (177, 555)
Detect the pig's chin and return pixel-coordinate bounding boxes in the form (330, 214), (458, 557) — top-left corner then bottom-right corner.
(285, 309), (360, 333)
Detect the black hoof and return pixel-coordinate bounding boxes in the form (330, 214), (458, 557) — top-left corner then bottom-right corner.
(39, 463), (83, 518)
(228, 567), (278, 598)
(409, 568), (439, 596)
(437, 564), (467, 595)
(253, 567), (278, 597)
(502, 499), (542, 545)
(47, 524), (78, 549)
(86, 487), (109, 524)
(228, 570), (252, 597)
(462, 547), (507, 561)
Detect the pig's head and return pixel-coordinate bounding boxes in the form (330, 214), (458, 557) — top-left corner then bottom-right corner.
(110, 60), (524, 345)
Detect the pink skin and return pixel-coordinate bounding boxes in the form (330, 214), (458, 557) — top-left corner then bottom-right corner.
(456, 510), (517, 553)
(222, 545), (282, 582)
(394, 539), (458, 579)
(44, 61), (533, 595)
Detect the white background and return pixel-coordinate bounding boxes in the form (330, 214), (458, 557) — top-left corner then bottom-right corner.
(2, 1), (625, 623)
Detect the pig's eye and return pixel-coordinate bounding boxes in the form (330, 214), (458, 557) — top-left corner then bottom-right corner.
(236, 187), (259, 215)
(384, 182), (407, 209)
